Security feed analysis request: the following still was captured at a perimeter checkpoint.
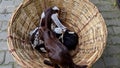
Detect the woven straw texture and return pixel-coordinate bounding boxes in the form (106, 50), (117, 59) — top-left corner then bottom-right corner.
(7, 0), (107, 68)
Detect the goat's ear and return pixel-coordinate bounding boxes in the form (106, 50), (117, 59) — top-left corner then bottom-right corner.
(41, 12), (45, 19)
(52, 6), (59, 11)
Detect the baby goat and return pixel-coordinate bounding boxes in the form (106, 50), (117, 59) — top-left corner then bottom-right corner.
(51, 9), (78, 51)
(40, 6), (87, 68)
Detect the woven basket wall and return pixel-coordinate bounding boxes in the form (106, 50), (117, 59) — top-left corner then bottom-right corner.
(7, 0), (107, 68)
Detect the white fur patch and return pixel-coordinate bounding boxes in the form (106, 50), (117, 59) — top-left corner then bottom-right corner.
(51, 13), (66, 30)
(52, 6), (59, 11)
(68, 32), (75, 34)
(54, 27), (62, 34)
(30, 27), (38, 36)
(41, 12), (45, 19)
(40, 48), (47, 52)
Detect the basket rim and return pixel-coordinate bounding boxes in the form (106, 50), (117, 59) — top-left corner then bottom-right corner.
(7, 0), (108, 67)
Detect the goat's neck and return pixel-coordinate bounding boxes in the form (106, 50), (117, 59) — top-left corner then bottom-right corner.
(42, 30), (53, 42)
(40, 12), (52, 30)
(51, 13), (67, 32)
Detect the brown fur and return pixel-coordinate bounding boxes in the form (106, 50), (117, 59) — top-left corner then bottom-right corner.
(40, 28), (86, 68)
(39, 7), (87, 68)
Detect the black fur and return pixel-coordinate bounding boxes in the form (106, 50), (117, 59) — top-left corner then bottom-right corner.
(62, 30), (78, 50)
(56, 30), (78, 51)
(34, 44), (46, 53)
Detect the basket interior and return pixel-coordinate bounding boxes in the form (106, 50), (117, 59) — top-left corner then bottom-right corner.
(7, 0), (107, 68)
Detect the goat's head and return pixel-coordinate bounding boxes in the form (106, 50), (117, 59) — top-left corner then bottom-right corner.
(40, 6), (60, 30)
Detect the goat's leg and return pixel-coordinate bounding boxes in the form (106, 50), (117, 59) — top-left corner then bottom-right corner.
(44, 60), (54, 66)
(54, 64), (60, 68)
(44, 60), (60, 68)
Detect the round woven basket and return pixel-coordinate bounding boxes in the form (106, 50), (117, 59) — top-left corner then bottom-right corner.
(7, 0), (107, 68)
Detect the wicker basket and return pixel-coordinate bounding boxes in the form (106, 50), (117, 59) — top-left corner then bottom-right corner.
(7, 0), (107, 68)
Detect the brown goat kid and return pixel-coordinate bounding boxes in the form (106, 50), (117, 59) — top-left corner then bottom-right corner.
(39, 6), (87, 68)
(40, 28), (86, 68)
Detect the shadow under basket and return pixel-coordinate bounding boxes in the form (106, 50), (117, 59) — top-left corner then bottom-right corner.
(7, 0), (107, 68)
